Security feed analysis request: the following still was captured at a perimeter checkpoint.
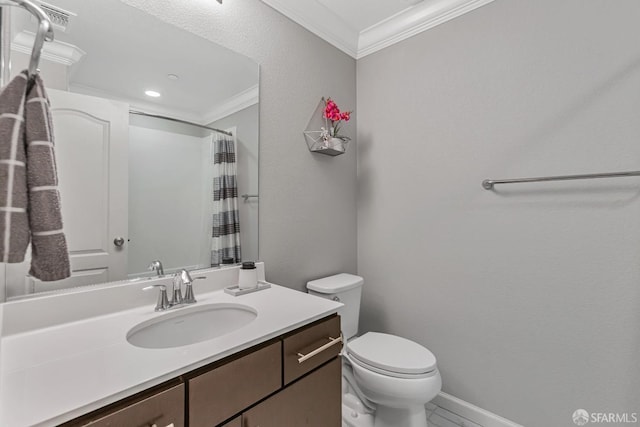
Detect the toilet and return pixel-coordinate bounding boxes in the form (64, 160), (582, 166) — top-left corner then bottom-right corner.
(307, 273), (442, 427)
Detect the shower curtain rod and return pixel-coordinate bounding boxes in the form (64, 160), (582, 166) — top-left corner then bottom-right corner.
(129, 110), (232, 136)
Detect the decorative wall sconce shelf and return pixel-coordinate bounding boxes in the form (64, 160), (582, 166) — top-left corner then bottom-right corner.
(304, 132), (350, 156)
(303, 97), (351, 157)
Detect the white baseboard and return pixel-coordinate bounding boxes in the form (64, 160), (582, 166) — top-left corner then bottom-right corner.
(432, 392), (524, 427)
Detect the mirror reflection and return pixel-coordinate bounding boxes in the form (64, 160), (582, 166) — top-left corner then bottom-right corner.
(4, 0), (259, 299)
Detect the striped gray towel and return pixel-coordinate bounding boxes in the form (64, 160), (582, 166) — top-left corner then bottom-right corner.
(0, 71), (70, 281)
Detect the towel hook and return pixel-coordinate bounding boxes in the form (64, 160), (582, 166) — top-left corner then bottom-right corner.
(0, 0), (54, 80)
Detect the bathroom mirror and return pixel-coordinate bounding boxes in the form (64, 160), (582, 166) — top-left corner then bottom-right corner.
(2, 0), (259, 300)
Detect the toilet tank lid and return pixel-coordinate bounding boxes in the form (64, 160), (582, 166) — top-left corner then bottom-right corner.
(307, 273), (363, 293)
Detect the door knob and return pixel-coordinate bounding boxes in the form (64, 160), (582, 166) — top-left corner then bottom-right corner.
(113, 236), (125, 247)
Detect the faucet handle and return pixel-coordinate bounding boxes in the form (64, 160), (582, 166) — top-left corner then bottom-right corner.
(143, 284), (170, 311)
(183, 282), (197, 305)
(183, 277), (205, 305)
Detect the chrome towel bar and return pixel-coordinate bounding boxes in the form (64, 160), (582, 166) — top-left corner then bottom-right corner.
(482, 170), (640, 190)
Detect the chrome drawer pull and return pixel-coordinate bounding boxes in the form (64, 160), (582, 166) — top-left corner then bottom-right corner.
(297, 334), (343, 364)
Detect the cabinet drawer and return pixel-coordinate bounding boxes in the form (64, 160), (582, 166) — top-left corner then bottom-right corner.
(79, 383), (184, 427)
(283, 314), (341, 384)
(243, 357), (342, 427)
(188, 341), (281, 427)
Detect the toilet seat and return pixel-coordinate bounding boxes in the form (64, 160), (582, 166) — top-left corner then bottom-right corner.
(346, 332), (437, 379)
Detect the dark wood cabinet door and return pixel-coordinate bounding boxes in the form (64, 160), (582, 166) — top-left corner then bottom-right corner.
(243, 358), (341, 427)
(188, 342), (281, 427)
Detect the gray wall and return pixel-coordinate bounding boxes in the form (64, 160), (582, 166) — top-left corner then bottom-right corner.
(122, 0), (358, 290)
(357, 1), (640, 426)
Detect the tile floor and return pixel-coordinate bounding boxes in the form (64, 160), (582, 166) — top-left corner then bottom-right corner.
(426, 402), (483, 427)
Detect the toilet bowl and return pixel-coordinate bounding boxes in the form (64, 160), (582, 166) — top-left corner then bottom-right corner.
(344, 332), (442, 427)
(307, 274), (442, 427)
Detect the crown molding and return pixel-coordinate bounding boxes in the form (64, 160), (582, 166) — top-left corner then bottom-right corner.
(68, 83), (206, 125)
(203, 84), (259, 125)
(260, 0), (496, 59)
(69, 83), (259, 127)
(357, 0), (496, 59)
(260, 0), (359, 57)
(11, 31), (85, 66)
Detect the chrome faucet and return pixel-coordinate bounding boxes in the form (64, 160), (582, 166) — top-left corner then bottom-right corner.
(148, 260), (164, 277)
(143, 269), (205, 312)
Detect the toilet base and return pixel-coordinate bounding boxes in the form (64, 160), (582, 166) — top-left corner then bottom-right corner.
(342, 389), (430, 427)
(342, 399), (430, 427)
(374, 405), (428, 427)
(342, 394), (374, 427)
(342, 361), (435, 427)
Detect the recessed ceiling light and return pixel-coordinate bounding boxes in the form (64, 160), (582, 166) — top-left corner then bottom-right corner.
(145, 90), (161, 98)
(167, 74), (179, 80)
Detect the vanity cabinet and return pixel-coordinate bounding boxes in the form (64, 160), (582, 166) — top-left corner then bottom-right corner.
(243, 358), (341, 427)
(61, 314), (341, 427)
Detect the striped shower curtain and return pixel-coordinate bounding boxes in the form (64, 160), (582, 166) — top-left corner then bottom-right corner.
(211, 133), (241, 266)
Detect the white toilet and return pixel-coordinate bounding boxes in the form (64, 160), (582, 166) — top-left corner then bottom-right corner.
(307, 273), (442, 427)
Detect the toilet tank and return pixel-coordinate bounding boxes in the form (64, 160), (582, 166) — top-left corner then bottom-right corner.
(306, 273), (363, 340)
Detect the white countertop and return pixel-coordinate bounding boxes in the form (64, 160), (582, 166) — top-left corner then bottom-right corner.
(0, 282), (341, 426)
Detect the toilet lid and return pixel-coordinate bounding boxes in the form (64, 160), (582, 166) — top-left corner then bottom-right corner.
(347, 332), (437, 375)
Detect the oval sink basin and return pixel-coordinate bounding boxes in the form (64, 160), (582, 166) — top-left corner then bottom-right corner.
(127, 303), (257, 349)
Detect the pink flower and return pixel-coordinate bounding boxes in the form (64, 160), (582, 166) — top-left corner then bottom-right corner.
(324, 100), (341, 120)
(323, 97), (353, 136)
